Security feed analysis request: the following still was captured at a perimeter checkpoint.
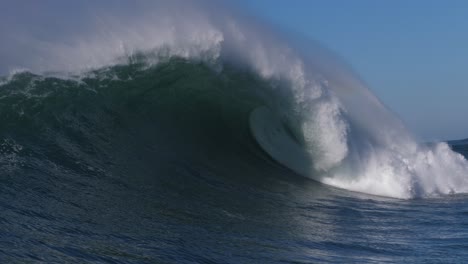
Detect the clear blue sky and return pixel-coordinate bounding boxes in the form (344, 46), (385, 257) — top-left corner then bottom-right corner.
(238, 0), (468, 141)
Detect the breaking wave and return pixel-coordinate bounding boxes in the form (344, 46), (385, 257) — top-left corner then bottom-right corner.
(1, 1), (467, 199)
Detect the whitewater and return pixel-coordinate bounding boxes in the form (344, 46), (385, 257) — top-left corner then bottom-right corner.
(3, 1), (467, 199)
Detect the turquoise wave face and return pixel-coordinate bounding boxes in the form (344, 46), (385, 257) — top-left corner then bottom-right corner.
(0, 58), (285, 188)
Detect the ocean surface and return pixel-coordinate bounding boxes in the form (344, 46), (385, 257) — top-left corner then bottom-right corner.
(0, 61), (467, 263)
(2, 2), (468, 263)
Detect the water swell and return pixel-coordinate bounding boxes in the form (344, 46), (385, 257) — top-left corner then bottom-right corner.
(1, 1), (468, 199)
(0, 59), (278, 188)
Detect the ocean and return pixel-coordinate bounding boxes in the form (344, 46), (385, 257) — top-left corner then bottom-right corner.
(1, 2), (468, 263)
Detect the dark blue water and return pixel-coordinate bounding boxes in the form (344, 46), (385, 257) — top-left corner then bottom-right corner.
(1, 61), (468, 263)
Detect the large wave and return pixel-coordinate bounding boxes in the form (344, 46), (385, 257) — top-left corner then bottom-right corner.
(1, 0), (468, 199)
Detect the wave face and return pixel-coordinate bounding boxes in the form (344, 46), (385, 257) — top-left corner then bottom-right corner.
(1, 1), (468, 199)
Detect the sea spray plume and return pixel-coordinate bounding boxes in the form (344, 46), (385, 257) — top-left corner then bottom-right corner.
(0, 1), (225, 73)
(1, 0), (467, 198)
